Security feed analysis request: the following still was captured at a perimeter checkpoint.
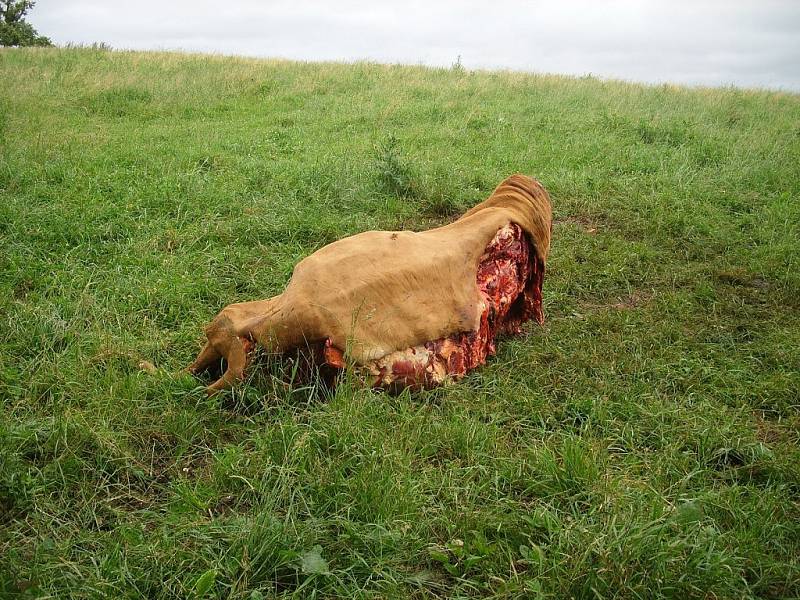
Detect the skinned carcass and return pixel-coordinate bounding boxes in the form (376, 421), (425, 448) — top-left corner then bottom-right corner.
(188, 174), (552, 393)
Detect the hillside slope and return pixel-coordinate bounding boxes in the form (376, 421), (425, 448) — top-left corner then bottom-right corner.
(1, 48), (799, 598)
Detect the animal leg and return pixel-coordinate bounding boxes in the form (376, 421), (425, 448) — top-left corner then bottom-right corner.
(187, 341), (222, 375)
(191, 296), (286, 394)
(206, 335), (251, 395)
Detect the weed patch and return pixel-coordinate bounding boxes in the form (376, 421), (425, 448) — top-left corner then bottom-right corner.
(374, 134), (419, 198)
(79, 86), (153, 117)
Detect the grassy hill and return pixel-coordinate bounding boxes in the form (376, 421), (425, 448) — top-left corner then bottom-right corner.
(1, 47), (798, 598)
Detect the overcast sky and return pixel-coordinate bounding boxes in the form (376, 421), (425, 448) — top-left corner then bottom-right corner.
(31, 0), (800, 91)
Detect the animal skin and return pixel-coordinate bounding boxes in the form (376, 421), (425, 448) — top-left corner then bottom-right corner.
(188, 174), (552, 393)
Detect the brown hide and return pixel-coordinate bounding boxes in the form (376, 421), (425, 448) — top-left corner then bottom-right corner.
(189, 174), (552, 392)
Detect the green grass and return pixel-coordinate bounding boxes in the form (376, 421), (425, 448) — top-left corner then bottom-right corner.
(1, 46), (799, 599)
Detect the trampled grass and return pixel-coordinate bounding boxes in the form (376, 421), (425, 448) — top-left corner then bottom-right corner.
(1, 47), (799, 598)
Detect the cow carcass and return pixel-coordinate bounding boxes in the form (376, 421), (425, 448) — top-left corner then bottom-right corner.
(188, 174), (552, 393)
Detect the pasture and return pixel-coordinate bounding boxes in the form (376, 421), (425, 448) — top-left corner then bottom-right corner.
(1, 47), (799, 598)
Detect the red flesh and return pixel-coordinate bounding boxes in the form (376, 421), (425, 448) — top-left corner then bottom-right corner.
(357, 223), (542, 389)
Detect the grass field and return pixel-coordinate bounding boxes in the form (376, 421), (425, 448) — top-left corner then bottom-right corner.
(1, 47), (799, 599)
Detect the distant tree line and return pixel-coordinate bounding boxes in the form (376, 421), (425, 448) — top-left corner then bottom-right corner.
(1, 1), (51, 47)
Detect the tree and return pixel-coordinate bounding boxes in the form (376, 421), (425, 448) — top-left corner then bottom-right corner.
(0, 1), (51, 47)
